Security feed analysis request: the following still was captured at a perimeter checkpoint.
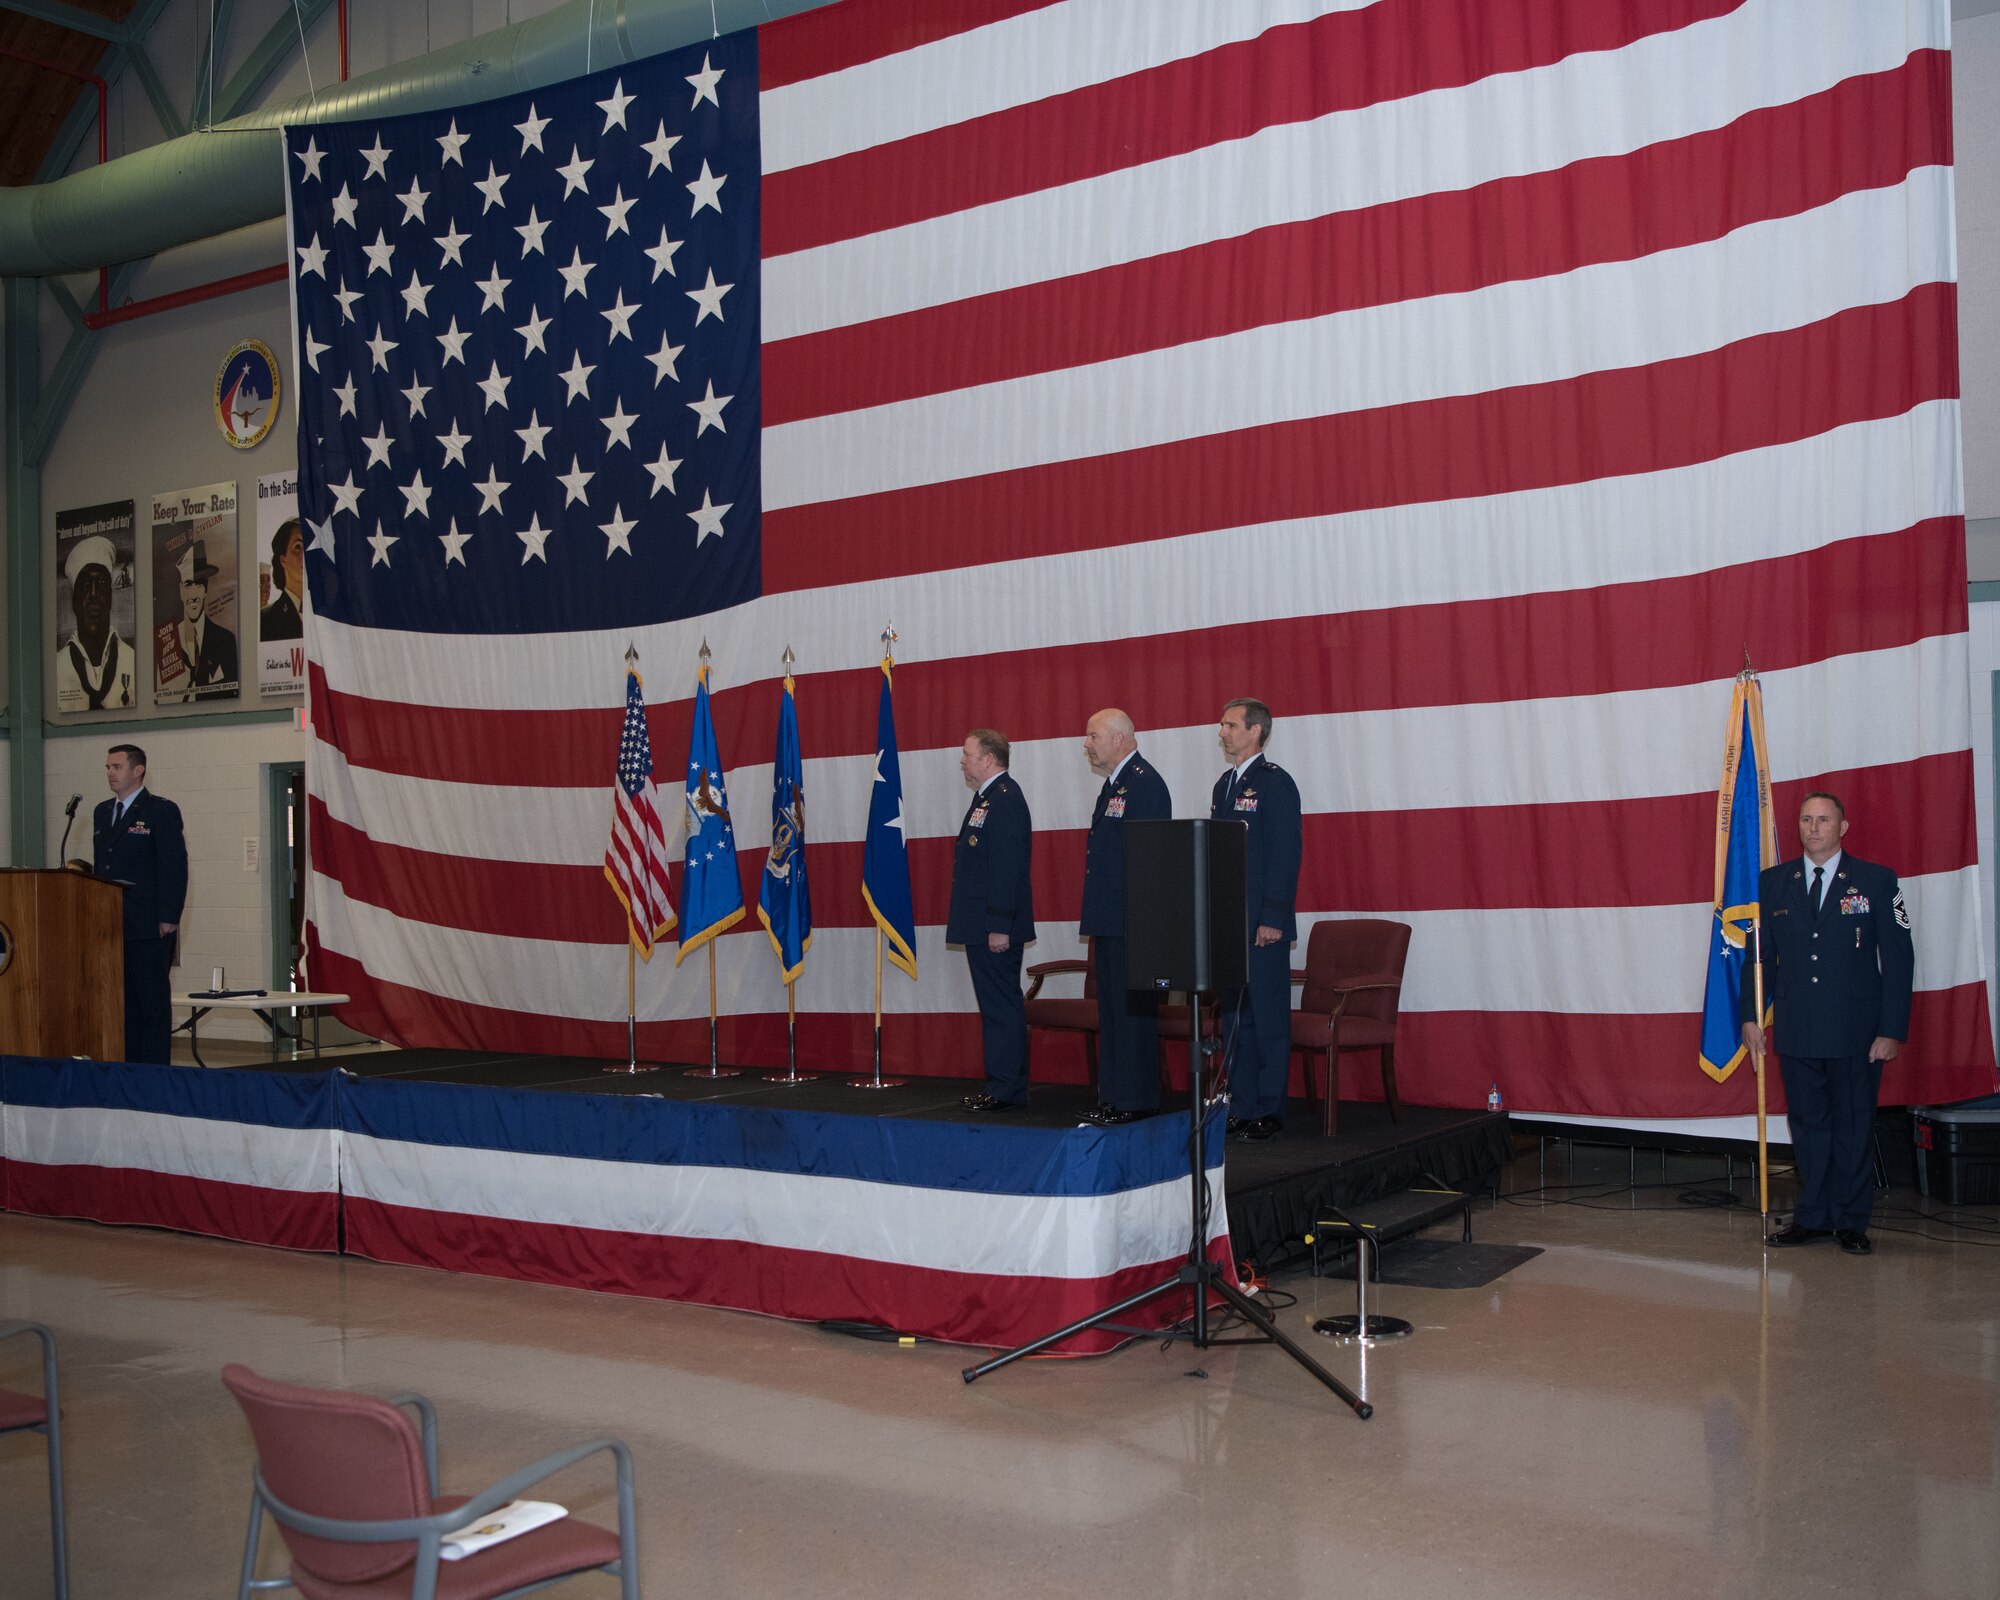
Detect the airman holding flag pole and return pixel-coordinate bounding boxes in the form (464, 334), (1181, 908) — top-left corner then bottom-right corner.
(602, 643), (676, 1073)
(760, 645), (815, 1084)
(857, 624), (916, 1090)
(679, 640), (746, 1078)
(1697, 659), (1777, 1221)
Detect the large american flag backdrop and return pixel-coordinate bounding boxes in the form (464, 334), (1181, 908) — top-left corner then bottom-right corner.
(288, 0), (1998, 1119)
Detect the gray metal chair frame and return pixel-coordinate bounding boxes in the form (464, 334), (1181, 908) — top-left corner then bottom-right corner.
(0, 1320), (69, 1600)
(235, 1390), (638, 1600)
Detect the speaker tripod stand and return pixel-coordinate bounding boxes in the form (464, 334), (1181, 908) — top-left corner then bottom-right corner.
(962, 995), (1371, 1418)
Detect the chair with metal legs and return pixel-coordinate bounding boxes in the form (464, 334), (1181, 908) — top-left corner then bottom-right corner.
(222, 1363), (638, 1600)
(0, 1321), (69, 1600)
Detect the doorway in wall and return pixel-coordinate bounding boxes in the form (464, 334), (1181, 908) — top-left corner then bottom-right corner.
(268, 762), (306, 990)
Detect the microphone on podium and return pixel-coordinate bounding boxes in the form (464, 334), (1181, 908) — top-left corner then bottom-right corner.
(59, 792), (83, 863)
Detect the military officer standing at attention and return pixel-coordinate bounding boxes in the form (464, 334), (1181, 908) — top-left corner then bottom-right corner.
(1741, 792), (1913, 1255)
(1211, 699), (1303, 1141)
(950, 729), (1036, 1111)
(1078, 709), (1172, 1127)
(94, 744), (189, 1065)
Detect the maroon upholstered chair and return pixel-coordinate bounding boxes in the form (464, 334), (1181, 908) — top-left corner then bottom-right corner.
(1, 1321), (67, 1600)
(1291, 919), (1412, 1137)
(1025, 942), (1099, 1090)
(221, 1364), (636, 1600)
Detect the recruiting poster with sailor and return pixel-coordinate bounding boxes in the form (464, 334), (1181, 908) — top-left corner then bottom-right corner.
(255, 471), (305, 697)
(151, 481), (240, 704)
(52, 499), (139, 713)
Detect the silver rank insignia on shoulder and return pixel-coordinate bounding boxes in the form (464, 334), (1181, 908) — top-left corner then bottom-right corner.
(1894, 888), (1911, 930)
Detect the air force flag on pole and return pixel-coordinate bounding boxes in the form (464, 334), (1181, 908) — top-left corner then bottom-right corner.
(676, 653), (744, 963)
(758, 666), (812, 984)
(1699, 673), (1776, 1081)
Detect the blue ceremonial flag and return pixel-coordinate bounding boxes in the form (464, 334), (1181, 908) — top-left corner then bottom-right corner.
(861, 655), (918, 980)
(1699, 674), (1776, 1081)
(757, 670), (812, 984)
(676, 658), (745, 963)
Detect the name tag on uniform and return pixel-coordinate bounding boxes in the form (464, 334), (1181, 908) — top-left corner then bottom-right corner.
(1105, 796), (1126, 818)
(969, 806), (989, 829)
(1233, 793), (1258, 813)
(1840, 893), (1869, 915)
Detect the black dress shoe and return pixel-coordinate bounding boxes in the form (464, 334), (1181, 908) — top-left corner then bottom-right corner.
(1836, 1229), (1873, 1255)
(1232, 1115), (1283, 1143)
(1765, 1222), (1830, 1247)
(1080, 1105), (1146, 1127)
(1226, 1116), (1250, 1136)
(961, 1092), (1020, 1113)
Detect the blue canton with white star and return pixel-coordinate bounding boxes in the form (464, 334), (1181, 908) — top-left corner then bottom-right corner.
(285, 31), (760, 634)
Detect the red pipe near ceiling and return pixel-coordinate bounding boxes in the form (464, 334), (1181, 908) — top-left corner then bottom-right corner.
(82, 262), (288, 330)
(0, 45), (108, 165)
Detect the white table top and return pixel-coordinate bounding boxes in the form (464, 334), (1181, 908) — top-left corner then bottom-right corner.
(172, 991), (350, 1010)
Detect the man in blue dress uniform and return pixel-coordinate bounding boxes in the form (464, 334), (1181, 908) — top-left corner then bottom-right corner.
(1741, 791), (1914, 1255)
(1077, 709), (1172, 1126)
(1210, 699), (1302, 1141)
(93, 744), (189, 1065)
(949, 729), (1036, 1111)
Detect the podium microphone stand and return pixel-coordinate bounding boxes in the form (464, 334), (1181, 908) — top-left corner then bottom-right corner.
(961, 819), (1369, 1418)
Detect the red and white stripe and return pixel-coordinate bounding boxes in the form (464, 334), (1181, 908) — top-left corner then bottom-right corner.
(605, 773), (673, 954)
(305, 0), (1996, 1117)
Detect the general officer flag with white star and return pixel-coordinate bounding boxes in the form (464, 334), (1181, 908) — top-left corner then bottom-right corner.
(285, 32), (758, 634)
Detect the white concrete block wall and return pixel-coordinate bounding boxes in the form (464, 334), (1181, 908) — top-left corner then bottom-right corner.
(45, 721), (307, 1040)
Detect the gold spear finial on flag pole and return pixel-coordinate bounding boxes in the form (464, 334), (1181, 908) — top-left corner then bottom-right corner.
(625, 641), (638, 667)
(782, 643), (796, 671)
(881, 620), (897, 659)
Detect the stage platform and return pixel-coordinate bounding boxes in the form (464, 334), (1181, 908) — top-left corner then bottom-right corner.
(0, 1049), (1510, 1350)
(245, 1047), (1515, 1270)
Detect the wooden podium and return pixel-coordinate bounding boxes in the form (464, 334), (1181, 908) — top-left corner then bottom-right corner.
(0, 869), (123, 1059)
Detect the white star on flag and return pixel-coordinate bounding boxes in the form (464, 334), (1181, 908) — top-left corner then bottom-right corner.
(368, 522), (399, 565)
(517, 512), (552, 563)
(687, 488), (730, 543)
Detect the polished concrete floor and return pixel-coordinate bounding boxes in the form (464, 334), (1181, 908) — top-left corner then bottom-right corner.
(3, 1146), (1998, 1600)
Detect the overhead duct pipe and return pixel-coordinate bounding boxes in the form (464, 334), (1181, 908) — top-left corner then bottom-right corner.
(0, 0), (837, 280)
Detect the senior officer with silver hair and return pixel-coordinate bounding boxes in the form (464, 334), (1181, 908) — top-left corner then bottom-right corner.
(1741, 791), (1914, 1256)
(1077, 708), (1172, 1126)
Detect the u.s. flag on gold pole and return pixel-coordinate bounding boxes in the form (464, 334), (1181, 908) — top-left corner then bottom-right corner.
(1699, 672), (1776, 1081)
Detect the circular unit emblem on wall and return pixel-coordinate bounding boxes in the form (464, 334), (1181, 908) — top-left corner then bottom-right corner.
(216, 339), (282, 450)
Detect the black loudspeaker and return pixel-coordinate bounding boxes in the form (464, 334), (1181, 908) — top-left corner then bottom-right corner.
(1123, 818), (1248, 992)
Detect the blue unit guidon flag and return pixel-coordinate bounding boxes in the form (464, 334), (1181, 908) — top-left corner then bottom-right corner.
(290, 0), (1994, 1113)
(1698, 676), (1776, 1083)
(757, 670), (812, 984)
(676, 660), (746, 961)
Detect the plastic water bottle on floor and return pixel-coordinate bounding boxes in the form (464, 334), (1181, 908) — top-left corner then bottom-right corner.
(1487, 1082), (1503, 1113)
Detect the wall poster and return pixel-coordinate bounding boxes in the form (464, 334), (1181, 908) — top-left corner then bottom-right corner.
(53, 499), (139, 712)
(255, 471), (305, 697)
(151, 481), (240, 704)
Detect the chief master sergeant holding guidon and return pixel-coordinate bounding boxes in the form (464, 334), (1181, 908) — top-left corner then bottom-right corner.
(1741, 791), (1913, 1256)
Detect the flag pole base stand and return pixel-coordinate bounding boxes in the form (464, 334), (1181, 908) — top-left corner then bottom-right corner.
(1313, 1315), (1413, 1343)
(849, 1076), (906, 1090)
(683, 1066), (743, 1079)
(764, 1069), (816, 1084)
(602, 1064), (665, 1074)
(1311, 1237), (1413, 1345)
